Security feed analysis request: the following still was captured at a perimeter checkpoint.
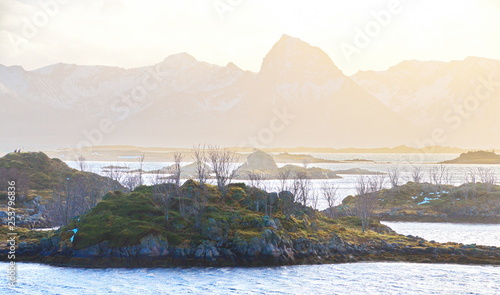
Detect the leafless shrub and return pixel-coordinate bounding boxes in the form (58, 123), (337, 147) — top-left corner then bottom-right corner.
(464, 168), (477, 199)
(321, 182), (339, 218)
(208, 145), (239, 193)
(293, 171), (311, 206)
(411, 166), (423, 184)
(387, 167), (400, 188)
(138, 153), (145, 186)
(310, 190), (320, 210)
(276, 169), (291, 193)
(477, 167), (497, 193)
(355, 175), (384, 233)
(193, 144), (209, 186)
(247, 170), (266, 189)
(75, 154), (87, 172)
(429, 165), (451, 191)
(171, 152), (184, 187)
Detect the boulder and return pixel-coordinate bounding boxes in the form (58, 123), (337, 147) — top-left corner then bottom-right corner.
(238, 150), (278, 171)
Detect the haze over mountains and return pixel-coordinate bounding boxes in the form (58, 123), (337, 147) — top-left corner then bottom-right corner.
(1, 35), (498, 152)
(353, 57), (500, 149)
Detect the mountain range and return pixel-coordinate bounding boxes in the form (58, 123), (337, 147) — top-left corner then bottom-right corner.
(353, 56), (500, 149)
(1, 34), (498, 152)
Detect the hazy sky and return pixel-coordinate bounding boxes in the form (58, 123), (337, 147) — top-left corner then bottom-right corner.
(1, 0), (499, 75)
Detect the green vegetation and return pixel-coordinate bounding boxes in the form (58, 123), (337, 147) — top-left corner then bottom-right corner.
(0, 151), (124, 194)
(340, 181), (500, 222)
(0, 152), (126, 227)
(3, 177), (500, 267)
(55, 179), (406, 251)
(68, 191), (166, 249)
(0, 225), (55, 245)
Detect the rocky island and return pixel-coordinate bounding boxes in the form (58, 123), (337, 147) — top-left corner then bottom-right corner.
(159, 150), (342, 180)
(441, 151), (500, 164)
(336, 181), (500, 223)
(234, 150), (340, 179)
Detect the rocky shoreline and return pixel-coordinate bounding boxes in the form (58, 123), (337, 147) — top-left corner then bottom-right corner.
(3, 232), (500, 268)
(377, 214), (500, 224)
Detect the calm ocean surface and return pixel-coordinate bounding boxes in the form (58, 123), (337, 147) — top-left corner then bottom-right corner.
(1, 259), (499, 294)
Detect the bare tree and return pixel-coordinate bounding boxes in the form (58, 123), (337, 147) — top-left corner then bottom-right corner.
(293, 171), (311, 206)
(310, 190), (320, 210)
(150, 170), (176, 220)
(247, 170), (266, 189)
(321, 182), (339, 218)
(368, 174), (385, 193)
(49, 191), (77, 226)
(276, 169), (291, 193)
(411, 166), (423, 184)
(429, 165), (451, 192)
(356, 175), (369, 232)
(122, 166), (141, 191)
(208, 145), (239, 193)
(463, 169), (477, 200)
(75, 154), (87, 172)
(171, 152), (184, 187)
(138, 153), (146, 186)
(103, 164), (127, 190)
(477, 167), (497, 193)
(261, 182), (276, 217)
(387, 167), (401, 188)
(193, 144), (209, 186)
(355, 175), (381, 233)
(48, 175), (102, 226)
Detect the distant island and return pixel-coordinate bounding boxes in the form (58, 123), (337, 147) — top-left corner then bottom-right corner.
(1, 152), (499, 267)
(165, 150), (383, 180)
(157, 150), (342, 180)
(35, 144), (474, 163)
(272, 153), (340, 164)
(234, 150), (340, 179)
(441, 151), (500, 164)
(333, 181), (500, 223)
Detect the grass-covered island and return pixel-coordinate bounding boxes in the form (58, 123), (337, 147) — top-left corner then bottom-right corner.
(336, 181), (500, 223)
(2, 182), (500, 267)
(441, 150), (500, 164)
(1, 152), (499, 267)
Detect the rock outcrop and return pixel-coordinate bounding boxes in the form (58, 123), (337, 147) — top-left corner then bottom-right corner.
(234, 150), (340, 179)
(239, 150), (279, 171)
(7, 227), (500, 267)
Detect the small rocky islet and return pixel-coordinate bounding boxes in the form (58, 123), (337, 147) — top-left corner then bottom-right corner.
(2, 181), (500, 268)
